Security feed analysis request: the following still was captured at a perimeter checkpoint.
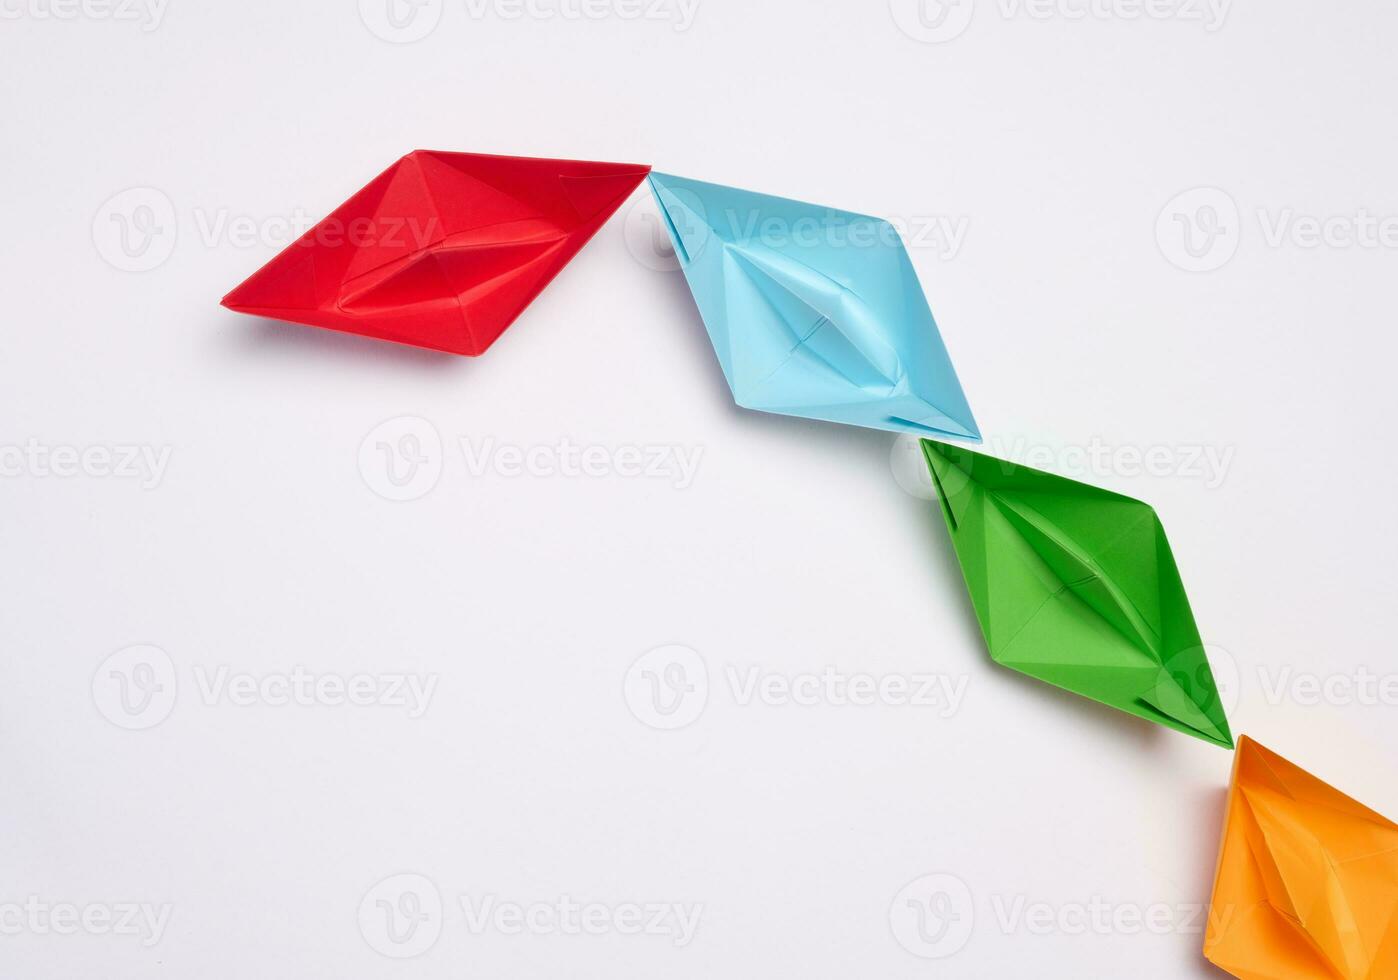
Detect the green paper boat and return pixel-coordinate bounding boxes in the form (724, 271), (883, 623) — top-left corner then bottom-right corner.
(921, 440), (1233, 748)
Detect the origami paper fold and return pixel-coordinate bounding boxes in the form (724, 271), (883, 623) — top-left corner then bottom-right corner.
(920, 440), (1233, 747)
(222, 150), (651, 355)
(1205, 736), (1398, 979)
(647, 172), (979, 440)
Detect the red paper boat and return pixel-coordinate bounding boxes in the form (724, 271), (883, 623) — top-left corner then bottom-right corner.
(222, 150), (651, 355)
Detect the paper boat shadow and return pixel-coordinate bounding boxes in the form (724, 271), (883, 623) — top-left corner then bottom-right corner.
(226, 314), (480, 374)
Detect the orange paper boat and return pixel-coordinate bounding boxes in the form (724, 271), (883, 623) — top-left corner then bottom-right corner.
(1204, 735), (1398, 979)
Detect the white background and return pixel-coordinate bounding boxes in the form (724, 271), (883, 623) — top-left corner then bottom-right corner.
(3, 1), (1397, 977)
